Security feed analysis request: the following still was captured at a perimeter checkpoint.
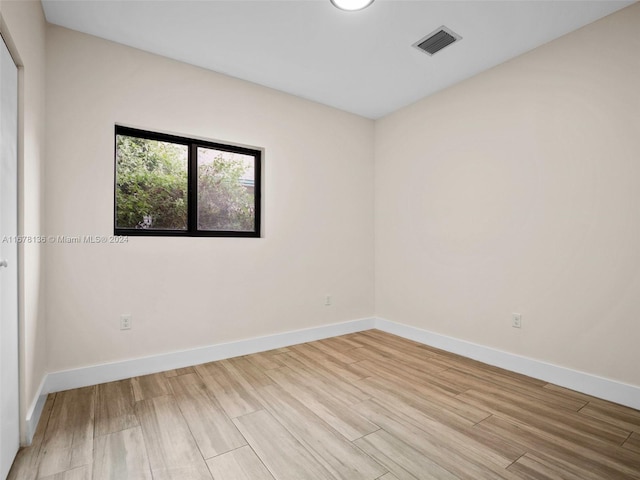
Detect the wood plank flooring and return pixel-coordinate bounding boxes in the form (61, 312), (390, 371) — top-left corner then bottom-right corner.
(8, 330), (640, 479)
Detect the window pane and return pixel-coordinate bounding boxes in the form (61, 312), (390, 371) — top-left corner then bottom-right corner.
(197, 147), (256, 232)
(116, 135), (188, 230)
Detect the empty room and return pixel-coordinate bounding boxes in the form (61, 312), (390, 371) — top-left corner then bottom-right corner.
(1, 0), (639, 478)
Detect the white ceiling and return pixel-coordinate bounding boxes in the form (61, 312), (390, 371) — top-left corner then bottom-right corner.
(41, 0), (634, 119)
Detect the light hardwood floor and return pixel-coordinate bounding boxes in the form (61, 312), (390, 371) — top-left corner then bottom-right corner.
(8, 330), (640, 479)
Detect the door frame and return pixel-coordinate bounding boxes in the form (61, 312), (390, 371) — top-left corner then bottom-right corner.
(0, 20), (23, 479)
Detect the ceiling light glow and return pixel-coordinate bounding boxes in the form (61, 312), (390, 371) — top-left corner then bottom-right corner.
(330, 0), (375, 11)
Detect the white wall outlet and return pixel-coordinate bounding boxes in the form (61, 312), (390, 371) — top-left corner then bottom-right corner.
(512, 313), (522, 329)
(120, 314), (132, 330)
(325, 295), (332, 306)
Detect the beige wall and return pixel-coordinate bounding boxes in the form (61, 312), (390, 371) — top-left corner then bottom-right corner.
(0, 0), (47, 439)
(375, 3), (640, 386)
(44, 25), (375, 372)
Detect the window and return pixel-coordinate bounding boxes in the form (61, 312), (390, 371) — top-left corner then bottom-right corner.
(115, 126), (261, 237)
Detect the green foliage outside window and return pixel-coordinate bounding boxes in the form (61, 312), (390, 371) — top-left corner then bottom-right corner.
(197, 149), (255, 232)
(116, 135), (188, 230)
(116, 134), (256, 233)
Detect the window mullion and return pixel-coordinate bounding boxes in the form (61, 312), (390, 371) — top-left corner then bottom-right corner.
(188, 143), (198, 234)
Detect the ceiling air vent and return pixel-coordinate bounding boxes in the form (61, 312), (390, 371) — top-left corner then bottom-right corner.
(413, 26), (461, 56)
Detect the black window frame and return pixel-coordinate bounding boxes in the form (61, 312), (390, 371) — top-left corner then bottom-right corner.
(114, 125), (262, 238)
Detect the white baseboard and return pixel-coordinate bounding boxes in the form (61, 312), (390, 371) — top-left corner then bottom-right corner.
(43, 317), (375, 395)
(24, 376), (47, 445)
(374, 317), (640, 410)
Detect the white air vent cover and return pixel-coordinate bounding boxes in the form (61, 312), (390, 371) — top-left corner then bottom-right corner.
(413, 26), (462, 56)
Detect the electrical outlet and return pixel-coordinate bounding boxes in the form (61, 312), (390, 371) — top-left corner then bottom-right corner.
(120, 314), (132, 330)
(512, 313), (522, 329)
(325, 295), (332, 306)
